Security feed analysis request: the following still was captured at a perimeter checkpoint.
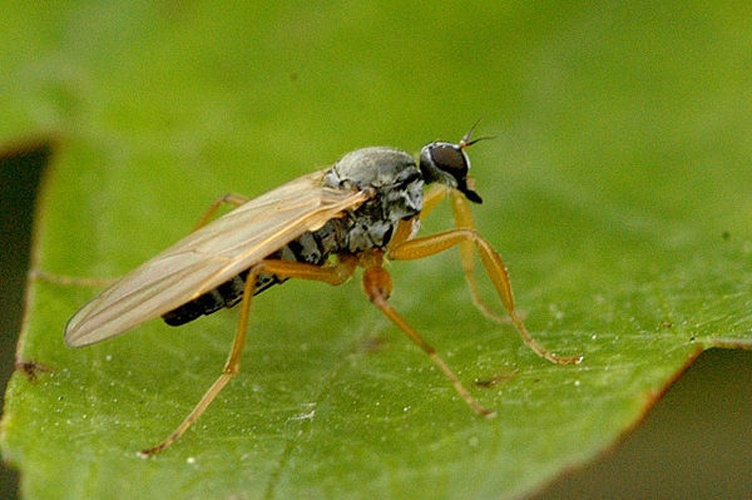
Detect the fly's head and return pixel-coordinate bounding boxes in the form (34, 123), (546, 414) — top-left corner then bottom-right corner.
(419, 124), (489, 204)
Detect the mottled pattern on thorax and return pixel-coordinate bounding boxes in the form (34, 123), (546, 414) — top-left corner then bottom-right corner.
(322, 147), (424, 252)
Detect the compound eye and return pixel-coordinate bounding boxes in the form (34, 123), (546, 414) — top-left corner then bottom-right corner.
(429, 144), (469, 176)
(419, 140), (482, 203)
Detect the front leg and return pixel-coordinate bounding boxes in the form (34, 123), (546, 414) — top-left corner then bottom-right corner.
(387, 229), (582, 365)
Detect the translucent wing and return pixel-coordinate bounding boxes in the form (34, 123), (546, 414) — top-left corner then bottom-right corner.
(65, 170), (371, 347)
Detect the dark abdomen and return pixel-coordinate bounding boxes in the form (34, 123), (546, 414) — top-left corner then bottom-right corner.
(161, 219), (347, 326)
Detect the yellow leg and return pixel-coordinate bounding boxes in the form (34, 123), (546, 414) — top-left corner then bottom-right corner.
(391, 188), (504, 321)
(421, 185), (449, 218)
(140, 264), (260, 456)
(192, 193), (250, 231)
(388, 186), (450, 247)
(360, 251), (495, 417)
(387, 229), (582, 365)
(448, 191), (507, 321)
(139, 256), (359, 456)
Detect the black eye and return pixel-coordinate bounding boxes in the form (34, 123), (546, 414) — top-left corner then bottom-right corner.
(419, 142), (482, 204)
(428, 144), (469, 175)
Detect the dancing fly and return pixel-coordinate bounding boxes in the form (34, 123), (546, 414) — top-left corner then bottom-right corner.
(65, 124), (582, 456)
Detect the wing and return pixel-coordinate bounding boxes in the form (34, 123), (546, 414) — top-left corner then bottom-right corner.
(65, 170), (371, 347)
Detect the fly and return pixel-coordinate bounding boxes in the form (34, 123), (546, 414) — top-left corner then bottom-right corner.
(64, 124), (582, 456)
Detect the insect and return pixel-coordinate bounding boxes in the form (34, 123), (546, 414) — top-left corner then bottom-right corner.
(65, 124), (582, 456)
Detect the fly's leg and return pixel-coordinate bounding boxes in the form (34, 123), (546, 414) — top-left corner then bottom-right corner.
(449, 190), (507, 322)
(386, 185), (451, 252)
(140, 256), (359, 456)
(139, 263), (261, 456)
(259, 255), (358, 286)
(387, 228), (582, 365)
(420, 185), (450, 218)
(360, 251), (496, 418)
(396, 187), (504, 322)
(192, 193), (250, 231)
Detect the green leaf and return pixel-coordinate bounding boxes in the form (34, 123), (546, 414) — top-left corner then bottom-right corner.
(2, 2), (751, 499)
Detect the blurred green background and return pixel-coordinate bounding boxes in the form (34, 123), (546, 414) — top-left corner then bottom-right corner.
(2, 2), (751, 498)
(3, 160), (751, 498)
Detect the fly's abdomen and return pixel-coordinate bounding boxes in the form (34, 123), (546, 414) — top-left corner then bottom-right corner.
(161, 269), (275, 326)
(161, 220), (347, 327)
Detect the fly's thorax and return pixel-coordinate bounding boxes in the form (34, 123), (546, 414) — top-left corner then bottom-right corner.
(323, 147), (425, 252)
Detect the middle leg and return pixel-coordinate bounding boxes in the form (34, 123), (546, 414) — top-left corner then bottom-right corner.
(360, 251), (495, 417)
